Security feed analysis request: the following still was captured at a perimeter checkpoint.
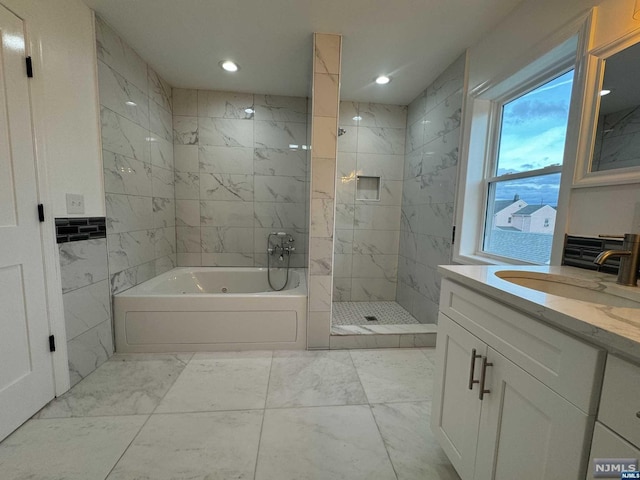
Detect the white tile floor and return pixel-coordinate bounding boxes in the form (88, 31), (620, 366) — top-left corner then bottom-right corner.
(0, 349), (460, 480)
(332, 301), (420, 326)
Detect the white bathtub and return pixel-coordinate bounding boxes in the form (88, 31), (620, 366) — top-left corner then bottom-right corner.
(113, 267), (307, 353)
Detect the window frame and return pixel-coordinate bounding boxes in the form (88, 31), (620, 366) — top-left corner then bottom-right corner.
(453, 20), (591, 266)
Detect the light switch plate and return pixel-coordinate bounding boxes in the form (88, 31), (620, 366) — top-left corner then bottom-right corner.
(66, 193), (85, 214)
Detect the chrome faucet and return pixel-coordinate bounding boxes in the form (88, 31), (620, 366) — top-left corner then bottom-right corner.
(594, 233), (640, 286)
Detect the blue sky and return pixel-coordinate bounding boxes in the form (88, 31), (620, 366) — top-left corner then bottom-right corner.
(494, 70), (574, 205)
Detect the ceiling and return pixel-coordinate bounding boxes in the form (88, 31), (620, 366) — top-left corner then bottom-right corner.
(83, 0), (524, 105)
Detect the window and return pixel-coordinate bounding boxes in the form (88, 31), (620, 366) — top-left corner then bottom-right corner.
(482, 70), (574, 264)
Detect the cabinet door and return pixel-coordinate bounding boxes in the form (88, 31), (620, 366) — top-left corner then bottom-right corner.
(474, 348), (593, 480)
(432, 313), (487, 479)
(586, 422), (640, 480)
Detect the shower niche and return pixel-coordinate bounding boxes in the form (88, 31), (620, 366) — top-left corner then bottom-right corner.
(356, 176), (380, 201)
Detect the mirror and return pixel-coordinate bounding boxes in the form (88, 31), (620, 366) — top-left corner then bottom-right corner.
(591, 41), (640, 172)
(575, 32), (640, 186)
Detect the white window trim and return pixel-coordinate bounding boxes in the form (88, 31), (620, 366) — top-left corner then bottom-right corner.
(453, 12), (594, 266)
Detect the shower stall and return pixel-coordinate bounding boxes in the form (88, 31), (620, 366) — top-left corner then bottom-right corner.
(330, 55), (464, 339)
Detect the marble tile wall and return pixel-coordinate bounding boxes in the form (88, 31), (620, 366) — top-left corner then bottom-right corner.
(592, 106), (640, 171)
(396, 54), (465, 323)
(334, 102), (407, 302)
(58, 239), (113, 387)
(96, 16), (176, 295)
(171, 89), (309, 267)
(307, 33), (342, 348)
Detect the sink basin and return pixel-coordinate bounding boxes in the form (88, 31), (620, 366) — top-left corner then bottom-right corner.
(495, 270), (640, 308)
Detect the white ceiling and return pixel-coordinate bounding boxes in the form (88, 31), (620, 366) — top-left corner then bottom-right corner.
(82, 0), (524, 105)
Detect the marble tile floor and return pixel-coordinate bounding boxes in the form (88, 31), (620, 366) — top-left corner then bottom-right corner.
(0, 349), (460, 480)
(332, 301), (420, 326)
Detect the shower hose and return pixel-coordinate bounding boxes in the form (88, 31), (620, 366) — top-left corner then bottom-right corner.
(267, 232), (290, 291)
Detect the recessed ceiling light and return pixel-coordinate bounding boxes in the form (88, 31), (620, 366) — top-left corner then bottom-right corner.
(352, 116), (362, 121)
(245, 108), (254, 114)
(125, 101), (137, 106)
(375, 75), (391, 85)
(600, 89), (611, 96)
(220, 60), (239, 72)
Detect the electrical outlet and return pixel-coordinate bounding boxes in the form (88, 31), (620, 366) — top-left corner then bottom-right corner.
(66, 193), (85, 214)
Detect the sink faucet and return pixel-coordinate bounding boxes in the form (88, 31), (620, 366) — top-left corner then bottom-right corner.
(594, 233), (640, 286)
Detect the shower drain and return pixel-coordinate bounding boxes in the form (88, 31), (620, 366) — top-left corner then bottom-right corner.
(364, 315), (378, 321)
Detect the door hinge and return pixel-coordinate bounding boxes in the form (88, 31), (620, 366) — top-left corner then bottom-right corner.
(37, 204), (45, 222)
(25, 57), (33, 78)
(451, 225), (456, 245)
(49, 335), (56, 352)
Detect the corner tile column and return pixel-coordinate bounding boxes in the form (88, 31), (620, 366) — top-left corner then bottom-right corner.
(308, 33), (341, 348)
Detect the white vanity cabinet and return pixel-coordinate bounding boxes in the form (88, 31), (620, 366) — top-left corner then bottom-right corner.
(433, 279), (606, 480)
(586, 355), (640, 480)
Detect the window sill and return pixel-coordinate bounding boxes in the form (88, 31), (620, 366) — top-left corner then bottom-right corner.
(452, 252), (542, 267)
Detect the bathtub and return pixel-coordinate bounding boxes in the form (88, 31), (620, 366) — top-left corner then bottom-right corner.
(113, 267), (307, 353)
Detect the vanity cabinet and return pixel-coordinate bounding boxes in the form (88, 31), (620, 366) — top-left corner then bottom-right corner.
(586, 355), (640, 479)
(433, 279), (605, 480)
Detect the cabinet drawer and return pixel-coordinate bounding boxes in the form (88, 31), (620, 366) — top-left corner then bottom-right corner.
(440, 279), (605, 414)
(599, 355), (640, 449)
(587, 422), (640, 480)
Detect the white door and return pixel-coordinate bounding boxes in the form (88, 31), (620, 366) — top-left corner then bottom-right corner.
(474, 348), (592, 480)
(0, 4), (55, 441)
(432, 313), (486, 480)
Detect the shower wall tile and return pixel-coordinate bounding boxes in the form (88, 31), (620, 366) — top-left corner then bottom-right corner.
(106, 194), (154, 234)
(254, 148), (307, 177)
(150, 138), (174, 170)
(103, 151), (152, 197)
(308, 311), (331, 349)
(254, 175), (306, 203)
(173, 116), (199, 145)
(312, 158), (337, 199)
(200, 146), (254, 174)
(396, 53), (464, 324)
(62, 279), (111, 342)
(95, 15), (175, 386)
(153, 197), (175, 228)
(97, 60), (149, 129)
(254, 121), (307, 149)
(149, 100), (173, 142)
(359, 103), (407, 129)
(67, 319), (114, 387)
(95, 16), (148, 93)
(199, 117), (253, 147)
(174, 145), (199, 172)
(309, 275), (332, 312)
(357, 127), (406, 155)
(58, 239), (109, 294)
(198, 91), (254, 119)
(175, 172), (200, 200)
(201, 252), (254, 267)
(148, 68), (172, 112)
(254, 95), (308, 123)
(100, 107), (150, 164)
(313, 74), (340, 118)
(201, 227), (254, 254)
(309, 237), (333, 275)
(199, 173), (254, 202)
(173, 88), (198, 116)
(173, 89), (309, 268)
(200, 200), (254, 227)
(312, 116), (338, 158)
(314, 33), (341, 75)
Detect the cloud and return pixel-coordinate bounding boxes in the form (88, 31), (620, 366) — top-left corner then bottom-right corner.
(504, 100), (569, 125)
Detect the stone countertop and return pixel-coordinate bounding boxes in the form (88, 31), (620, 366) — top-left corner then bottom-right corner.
(438, 265), (640, 363)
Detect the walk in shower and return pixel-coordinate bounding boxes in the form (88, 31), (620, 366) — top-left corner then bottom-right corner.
(330, 54), (465, 340)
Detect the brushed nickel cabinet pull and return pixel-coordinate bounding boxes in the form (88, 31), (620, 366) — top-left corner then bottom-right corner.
(468, 348), (482, 390)
(479, 357), (493, 400)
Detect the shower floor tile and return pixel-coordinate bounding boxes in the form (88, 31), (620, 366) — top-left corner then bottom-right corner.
(332, 301), (419, 326)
